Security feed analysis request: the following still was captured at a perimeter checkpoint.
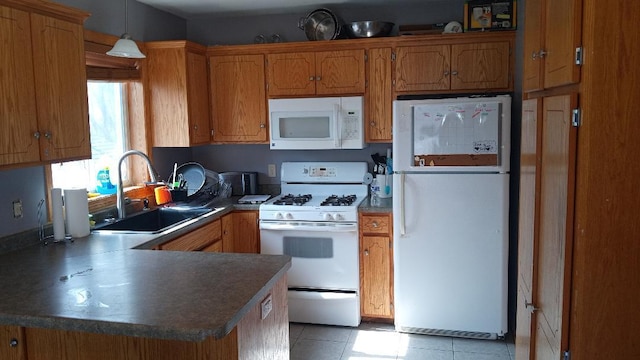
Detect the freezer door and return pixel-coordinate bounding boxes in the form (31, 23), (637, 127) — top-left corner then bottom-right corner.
(393, 96), (511, 173)
(393, 173), (509, 336)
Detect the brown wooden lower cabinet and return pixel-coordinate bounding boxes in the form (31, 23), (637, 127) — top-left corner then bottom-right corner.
(159, 218), (222, 251)
(227, 211), (260, 254)
(1, 276), (288, 360)
(359, 212), (394, 320)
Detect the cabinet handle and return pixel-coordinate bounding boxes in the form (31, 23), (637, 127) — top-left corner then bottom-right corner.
(538, 50), (547, 58)
(309, 76), (314, 81)
(194, 125), (199, 131)
(531, 51), (538, 60)
(316, 76), (321, 81)
(260, 123), (266, 128)
(364, 249), (369, 256)
(371, 221), (378, 228)
(370, 121), (376, 127)
(33, 131), (41, 139)
(451, 70), (458, 76)
(9, 338), (18, 347)
(444, 70), (450, 76)
(44, 131), (52, 140)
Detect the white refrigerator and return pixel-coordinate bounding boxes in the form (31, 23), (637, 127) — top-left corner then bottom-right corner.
(392, 95), (510, 339)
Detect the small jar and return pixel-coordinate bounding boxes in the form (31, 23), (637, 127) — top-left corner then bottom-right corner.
(370, 177), (381, 206)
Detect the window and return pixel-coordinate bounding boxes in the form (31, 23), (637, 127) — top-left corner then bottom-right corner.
(51, 81), (128, 193)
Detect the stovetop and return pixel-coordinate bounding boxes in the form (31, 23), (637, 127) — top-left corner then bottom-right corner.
(259, 162), (369, 223)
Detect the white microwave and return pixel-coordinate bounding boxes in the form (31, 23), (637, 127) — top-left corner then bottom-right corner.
(268, 96), (365, 150)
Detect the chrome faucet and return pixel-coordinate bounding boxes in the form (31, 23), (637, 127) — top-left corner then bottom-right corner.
(116, 150), (161, 219)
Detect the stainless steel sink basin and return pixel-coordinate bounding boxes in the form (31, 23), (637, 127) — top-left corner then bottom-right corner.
(94, 207), (214, 234)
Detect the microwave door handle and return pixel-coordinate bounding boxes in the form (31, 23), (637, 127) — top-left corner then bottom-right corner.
(334, 104), (341, 148)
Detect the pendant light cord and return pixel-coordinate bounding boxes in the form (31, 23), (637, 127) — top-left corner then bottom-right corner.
(124, 0), (129, 34)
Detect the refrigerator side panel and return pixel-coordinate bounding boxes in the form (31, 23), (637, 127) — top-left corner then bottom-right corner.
(393, 173), (509, 336)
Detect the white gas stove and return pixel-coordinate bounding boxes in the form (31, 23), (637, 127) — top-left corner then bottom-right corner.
(259, 162), (368, 223)
(259, 162), (368, 327)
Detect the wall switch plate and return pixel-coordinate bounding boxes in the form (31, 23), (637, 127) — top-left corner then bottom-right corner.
(268, 164), (277, 178)
(260, 294), (273, 320)
(12, 200), (23, 219)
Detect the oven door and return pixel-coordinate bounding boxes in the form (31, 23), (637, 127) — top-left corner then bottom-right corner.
(259, 220), (359, 290)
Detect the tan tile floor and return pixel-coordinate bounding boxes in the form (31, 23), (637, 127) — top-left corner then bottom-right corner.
(289, 322), (515, 360)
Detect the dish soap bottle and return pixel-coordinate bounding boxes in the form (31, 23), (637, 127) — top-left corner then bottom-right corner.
(96, 167), (116, 195)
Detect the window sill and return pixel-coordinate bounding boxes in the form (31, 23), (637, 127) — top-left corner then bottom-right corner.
(88, 185), (158, 214)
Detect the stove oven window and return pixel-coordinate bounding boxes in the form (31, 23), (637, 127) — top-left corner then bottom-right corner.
(283, 236), (333, 258)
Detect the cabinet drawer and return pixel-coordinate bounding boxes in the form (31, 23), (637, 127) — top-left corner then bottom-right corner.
(360, 214), (391, 235)
(160, 219), (222, 251)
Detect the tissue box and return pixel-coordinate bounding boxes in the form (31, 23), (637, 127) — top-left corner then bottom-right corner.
(464, 0), (516, 31)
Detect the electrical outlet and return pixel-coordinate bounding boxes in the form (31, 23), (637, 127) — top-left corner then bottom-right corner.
(12, 200), (23, 219)
(268, 164), (277, 178)
(260, 294), (273, 320)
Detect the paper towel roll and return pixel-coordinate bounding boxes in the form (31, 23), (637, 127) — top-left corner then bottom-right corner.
(64, 188), (90, 238)
(51, 188), (65, 241)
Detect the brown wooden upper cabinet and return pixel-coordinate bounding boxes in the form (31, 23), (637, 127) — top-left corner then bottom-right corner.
(366, 47), (393, 143)
(395, 42), (511, 93)
(146, 41), (211, 147)
(0, 3), (89, 167)
(523, 0), (582, 92)
(209, 54), (267, 143)
(267, 49), (366, 97)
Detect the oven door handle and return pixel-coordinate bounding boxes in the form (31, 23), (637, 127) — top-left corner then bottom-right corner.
(259, 221), (358, 232)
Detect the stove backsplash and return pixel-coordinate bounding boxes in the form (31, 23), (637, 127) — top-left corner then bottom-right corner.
(153, 143), (390, 191)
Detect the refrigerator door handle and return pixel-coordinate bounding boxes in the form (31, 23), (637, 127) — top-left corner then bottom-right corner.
(400, 172), (406, 236)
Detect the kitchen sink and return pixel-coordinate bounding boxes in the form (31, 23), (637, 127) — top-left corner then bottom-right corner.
(93, 207), (214, 234)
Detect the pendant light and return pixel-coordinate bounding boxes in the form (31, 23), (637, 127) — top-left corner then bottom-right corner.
(107, 0), (146, 59)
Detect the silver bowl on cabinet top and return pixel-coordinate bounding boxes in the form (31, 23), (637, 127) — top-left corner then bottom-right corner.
(344, 21), (395, 38)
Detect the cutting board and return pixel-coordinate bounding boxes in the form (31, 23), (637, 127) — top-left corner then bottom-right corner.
(237, 195), (271, 204)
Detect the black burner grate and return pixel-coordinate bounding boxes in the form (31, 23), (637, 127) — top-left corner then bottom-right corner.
(320, 195), (357, 206)
(273, 194), (312, 206)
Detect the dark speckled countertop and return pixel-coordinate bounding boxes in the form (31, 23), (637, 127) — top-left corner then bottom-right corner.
(0, 199), (290, 342)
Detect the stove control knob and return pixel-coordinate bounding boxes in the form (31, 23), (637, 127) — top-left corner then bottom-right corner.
(275, 212), (284, 220)
(323, 213), (334, 221)
(334, 213), (344, 221)
(285, 213), (294, 220)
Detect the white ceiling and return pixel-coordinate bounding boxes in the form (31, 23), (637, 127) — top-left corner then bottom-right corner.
(136, 0), (431, 19)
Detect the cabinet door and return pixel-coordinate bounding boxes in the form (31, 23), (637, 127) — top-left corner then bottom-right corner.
(31, 13), (89, 162)
(267, 52), (315, 96)
(210, 54), (267, 143)
(534, 94), (577, 360)
(366, 48), (393, 143)
(221, 213), (234, 252)
(0, 6), (39, 166)
(523, 0), (545, 92)
(0, 325), (26, 360)
(232, 211), (259, 254)
(450, 42), (511, 90)
(515, 99), (542, 360)
(315, 49), (365, 95)
(187, 51), (211, 145)
(543, 0), (582, 89)
(361, 235), (393, 318)
(395, 45), (450, 92)
(160, 219), (222, 251)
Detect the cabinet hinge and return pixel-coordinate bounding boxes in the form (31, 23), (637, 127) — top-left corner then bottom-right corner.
(572, 108), (581, 127)
(364, 53), (368, 62)
(210, 129), (215, 137)
(563, 350), (571, 360)
(575, 46), (583, 65)
(391, 52), (396, 62)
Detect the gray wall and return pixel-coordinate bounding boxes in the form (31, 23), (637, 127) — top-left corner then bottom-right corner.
(188, 1), (466, 45)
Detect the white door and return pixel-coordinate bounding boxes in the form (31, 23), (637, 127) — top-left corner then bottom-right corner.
(393, 172), (509, 335)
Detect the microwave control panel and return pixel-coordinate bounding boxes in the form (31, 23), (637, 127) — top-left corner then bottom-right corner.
(342, 110), (361, 140)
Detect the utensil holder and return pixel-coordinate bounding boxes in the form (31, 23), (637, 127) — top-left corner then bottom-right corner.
(169, 189), (188, 202)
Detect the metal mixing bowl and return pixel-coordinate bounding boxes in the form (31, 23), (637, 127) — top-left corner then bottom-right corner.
(344, 21), (394, 38)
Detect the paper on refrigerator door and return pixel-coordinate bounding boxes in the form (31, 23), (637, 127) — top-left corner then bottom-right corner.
(413, 101), (500, 167)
